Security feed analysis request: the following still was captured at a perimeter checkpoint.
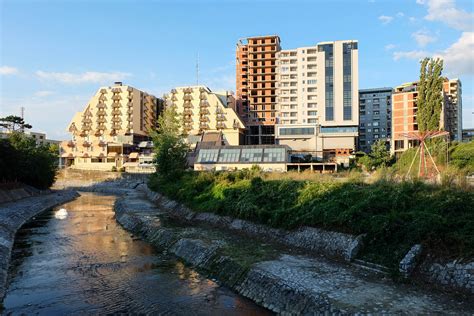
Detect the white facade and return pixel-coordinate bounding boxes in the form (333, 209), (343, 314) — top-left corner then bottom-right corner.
(275, 40), (359, 159)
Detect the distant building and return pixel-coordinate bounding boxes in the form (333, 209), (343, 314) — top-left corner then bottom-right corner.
(236, 35), (281, 145)
(358, 87), (392, 153)
(193, 144), (337, 173)
(274, 40), (359, 164)
(0, 130), (60, 147)
(391, 78), (462, 156)
(462, 128), (474, 142)
(60, 82), (162, 171)
(162, 86), (246, 146)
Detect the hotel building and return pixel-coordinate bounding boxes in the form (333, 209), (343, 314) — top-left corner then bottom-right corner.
(162, 86), (246, 146)
(60, 82), (161, 170)
(274, 40), (359, 162)
(358, 87), (392, 153)
(236, 35), (281, 145)
(391, 78), (462, 156)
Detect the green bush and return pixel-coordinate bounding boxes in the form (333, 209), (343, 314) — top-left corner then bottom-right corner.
(149, 170), (474, 269)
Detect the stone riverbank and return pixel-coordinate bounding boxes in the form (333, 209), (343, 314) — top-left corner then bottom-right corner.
(0, 190), (79, 301)
(80, 180), (472, 315)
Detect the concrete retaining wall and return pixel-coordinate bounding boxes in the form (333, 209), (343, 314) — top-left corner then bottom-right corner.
(0, 190), (79, 301)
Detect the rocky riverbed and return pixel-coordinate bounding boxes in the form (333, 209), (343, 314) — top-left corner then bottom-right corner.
(76, 179), (474, 315)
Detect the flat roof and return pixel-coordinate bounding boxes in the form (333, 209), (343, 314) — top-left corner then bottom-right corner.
(359, 87), (393, 93)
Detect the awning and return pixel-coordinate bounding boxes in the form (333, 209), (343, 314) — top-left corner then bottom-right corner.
(129, 152), (139, 159)
(61, 153), (74, 158)
(82, 153), (89, 158)
(107, 152), (118, 158)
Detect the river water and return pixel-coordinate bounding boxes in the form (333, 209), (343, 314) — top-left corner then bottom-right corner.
(2, 192), (269, 315)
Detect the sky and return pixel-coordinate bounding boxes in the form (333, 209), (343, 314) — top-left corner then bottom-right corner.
(0, 0), (473, 140)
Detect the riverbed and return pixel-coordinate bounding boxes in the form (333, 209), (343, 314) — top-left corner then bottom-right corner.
(2, 192), (269, 315)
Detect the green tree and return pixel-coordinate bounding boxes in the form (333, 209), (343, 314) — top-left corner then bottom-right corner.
(0, 132), (57, 188)
(152, 105), (189, 180)
(0, 115), (32, 132)
(358, 140), (392, 170)
(417, 58), (444, 132)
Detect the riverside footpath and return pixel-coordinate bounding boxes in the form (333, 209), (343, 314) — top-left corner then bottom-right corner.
(59, 174), (474, 315)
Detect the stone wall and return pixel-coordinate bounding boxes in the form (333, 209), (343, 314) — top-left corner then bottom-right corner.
(418, 258), (474, 293)
(0, 185), (51, 205)
(0, 190), (79, 301)
(139, 185), (362, 261)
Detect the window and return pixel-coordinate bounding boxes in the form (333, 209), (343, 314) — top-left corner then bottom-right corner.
(240, 148), (263, 162)
(263, 148), (285, 162)
(308, 111), (317, 116)
(279, 127), (315, 136)
(307, 79), (317, 84)
(196, 149), (219, 163)
(218, 149), (240, 163)
(320, 126), (358, 133)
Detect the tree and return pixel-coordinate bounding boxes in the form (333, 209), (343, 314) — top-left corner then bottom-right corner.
(358, 140), (392, 171)
(0, 115), (32, 132)
(151, 106), (189, 181)
(417, 58), (444, 132)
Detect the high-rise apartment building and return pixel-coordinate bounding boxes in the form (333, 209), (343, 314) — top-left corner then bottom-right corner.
(391, 78), (462, 156)
(274, 40), (359, 162)
(236, 35), (281, 145)
(358, 87), (392, 153)
(162, 86), (245, 146)
(60, 82), (161, 170)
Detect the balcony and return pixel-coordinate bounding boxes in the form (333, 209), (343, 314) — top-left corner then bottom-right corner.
(171, 96), (178, 101)
(112, 117), (122, 122)
(183, 87), (193, 94)
(216, 114), (226, 121)
(109, 130), (117, 136)
(97, 102), (106, 109)
(112, 95), (122, 101)
(111, 88), (121, 93)
(199, 123), (209, 130)
(96, 117), (106, 124)
(216, 122), (226, 129)
(171, 89), (177, 94)
(127, 116), (133, 122)
(184, 116), (193, 123)
(183, 95), (193, 101)
(82, 141), (91, 147)
(100, 89), (107, 94)
(200, 108), (210, 115)
(94, 130), (102, 137)
(199, 116), (209, 123)
(184, 101), (193, 109)
(183, 109), (193, 116)
(99, 95), (107, 101)
(67, 141), (75, 147)
(199, 92), (207, 100)
(200, 100), (209, 108)
(112, 109), (122, 116)
(127, 108), (133, 115)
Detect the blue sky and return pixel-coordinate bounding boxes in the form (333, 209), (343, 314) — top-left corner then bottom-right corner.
(1, 0), (473, 139)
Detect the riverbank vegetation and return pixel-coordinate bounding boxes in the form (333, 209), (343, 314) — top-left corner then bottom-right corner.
(0, 132), (57, 189)
(149, 168), (474, 269)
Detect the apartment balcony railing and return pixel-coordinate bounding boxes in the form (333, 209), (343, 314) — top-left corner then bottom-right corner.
(112, 117), (122, 123)
(112, 109), (122, 116)
(94, 130), (102, 137)
(216, 122), (226, 129)
(184, 116), (193, 123)
(199, 123), (209, 130)
(82, 141), (91, 147)
(100, 89), (107, 94)
(200, 100), (209, 108)
(112, 95), (122, 101)
(110, 130), (117, 136)
(99, 95), (107, 101)
(67, 141), (75, 147)
(127, 108), (133, 115)
(199, 116), (209, 123)
(183, 87), (193, 94)
(183, 95), (193, 101)
(183, 109), (193, 116)
(184, 101), (193, 109)
(96, 117), (106, 124)
(127, 116), (133, 122)
(79, 130), (87, 137)
(216, 114), (226, 121)
(199, 92), (207, 100)
(97, 102), (106, 109)
(200, 108), (210, 115)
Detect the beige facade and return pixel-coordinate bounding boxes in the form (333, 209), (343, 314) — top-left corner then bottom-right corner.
(163, 86), (245, 146)
(275, 40), (359, 161)
(60, 82), (160, 170)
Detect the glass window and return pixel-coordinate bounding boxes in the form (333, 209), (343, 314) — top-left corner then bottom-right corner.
(263, 148), (286, 162)
(240, 148), (263, 162)
(320, 126), (358, 133)
(218, 149), (240, 163)
(196, 149), (219, 163)
(279, 127), (315, 136)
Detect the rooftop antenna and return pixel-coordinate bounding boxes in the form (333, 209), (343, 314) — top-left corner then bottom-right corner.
(196, 52), (199, 86)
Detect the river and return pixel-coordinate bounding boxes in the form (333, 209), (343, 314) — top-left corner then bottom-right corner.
(2, 192), (269, 315)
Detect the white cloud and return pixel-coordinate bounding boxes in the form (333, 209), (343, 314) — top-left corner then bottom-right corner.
(378, 15), (394, 24)
(417, 0), (474, 31)
(0, 66), (19, 75)
(385, 44), (397, 50)
(435, 32), (474, 76)
(35, 70), (131, 84)
(393, 50), (430, 61)
(412, 29), (437, 47)
(396, 12), (405, 17)
(34, 90), (55, 97)
(409, 16), (417, 23)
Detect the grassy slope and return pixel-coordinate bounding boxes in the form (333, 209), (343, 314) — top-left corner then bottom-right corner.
(149, 171), (474, 269)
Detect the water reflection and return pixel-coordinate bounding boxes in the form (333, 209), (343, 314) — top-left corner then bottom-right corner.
(3, 192), (270, 315)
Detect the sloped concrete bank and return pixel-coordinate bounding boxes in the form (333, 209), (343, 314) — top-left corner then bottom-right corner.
(139, 185), (363, 262)
(113, 187), (474, 315)
(0, 190), (79, 301)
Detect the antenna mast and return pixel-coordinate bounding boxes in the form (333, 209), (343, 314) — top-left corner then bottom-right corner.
(196, 52), (199, 86)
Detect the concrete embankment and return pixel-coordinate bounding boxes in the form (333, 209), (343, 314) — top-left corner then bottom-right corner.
(107, 183), (473, 314)
(0, 190), (79, 301)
